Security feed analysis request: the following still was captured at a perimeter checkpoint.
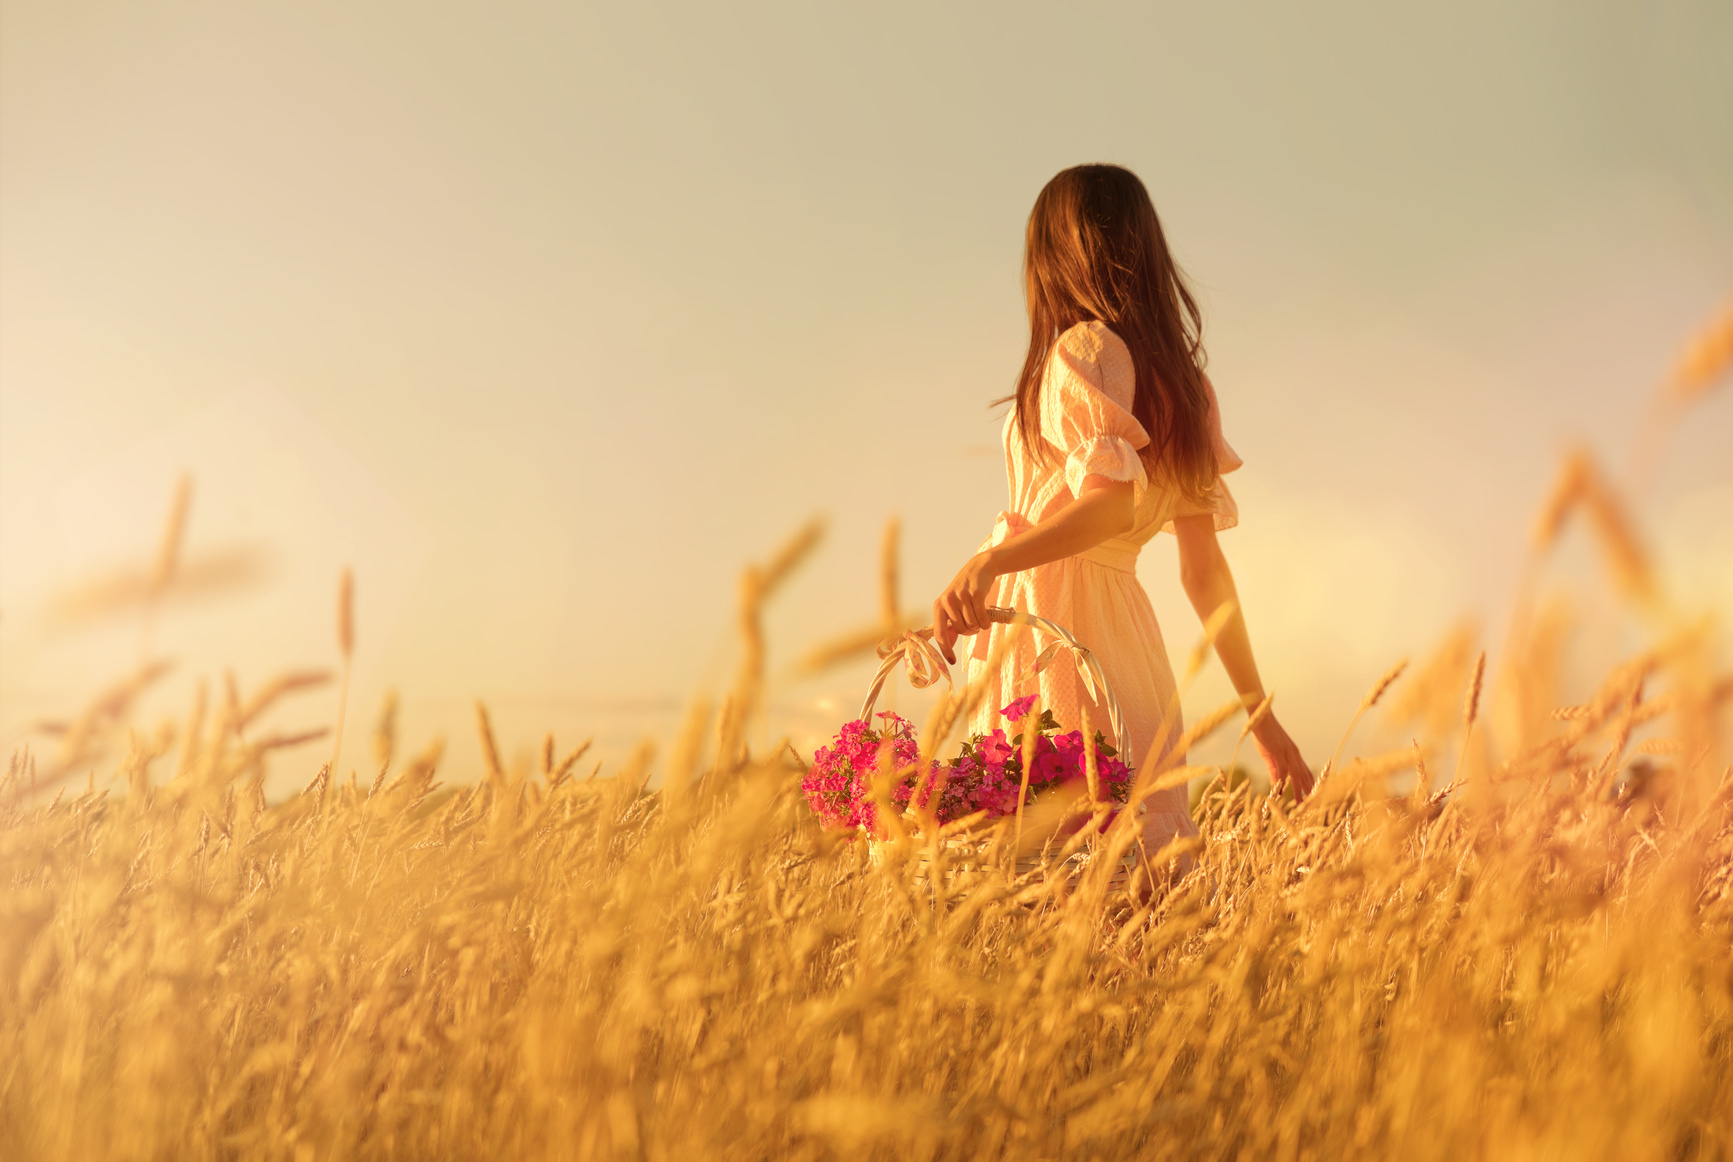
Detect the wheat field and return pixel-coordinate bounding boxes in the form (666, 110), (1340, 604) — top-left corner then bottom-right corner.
(2, 311), (1731, 1161)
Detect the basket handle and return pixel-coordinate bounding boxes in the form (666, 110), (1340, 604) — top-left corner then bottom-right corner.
(856, 606), (1132, 769)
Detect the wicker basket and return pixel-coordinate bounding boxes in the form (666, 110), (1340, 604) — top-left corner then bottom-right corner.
(869, 831), (1137, 893)
(860, 606), (1141, 891)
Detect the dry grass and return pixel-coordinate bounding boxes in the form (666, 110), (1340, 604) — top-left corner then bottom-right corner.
(3, 547), (1727, 1161)
(2, 322), (1732, 1161)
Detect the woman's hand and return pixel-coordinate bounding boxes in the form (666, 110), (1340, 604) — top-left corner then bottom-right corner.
(1251, 714), (1315, 800)
(929, 479), (1134, 666)
(931, 551), (998, 665)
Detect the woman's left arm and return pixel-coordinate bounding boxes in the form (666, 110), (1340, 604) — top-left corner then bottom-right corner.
(1173, 513), (1316, 798)
(931, 476), (1135, 664)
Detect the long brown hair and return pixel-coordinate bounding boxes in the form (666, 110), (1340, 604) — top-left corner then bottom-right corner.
(1011, 164), (1216, 505)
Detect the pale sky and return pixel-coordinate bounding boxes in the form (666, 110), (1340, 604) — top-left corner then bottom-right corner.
(3, 0), (1730, 789)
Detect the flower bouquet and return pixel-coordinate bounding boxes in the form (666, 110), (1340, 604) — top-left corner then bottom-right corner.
(802, 694), (1132, 839)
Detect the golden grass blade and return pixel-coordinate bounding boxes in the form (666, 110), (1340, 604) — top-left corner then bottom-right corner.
(794, 615), (926, 676)
(250, 727), (330, 753)
(239, 669), (335, 731)
(373, 689), (398, 775)
(7, 322), (1731, 1161)
(1442, 650), (1488, 796)
(1578, 458), (1658, 609)
(50, 659), (175, 779)
(1325, 658), (1408, 778)
(1385, 621), (1478, 740)
(719, 520), (826, 776)
(789, 517), (919, 677)
(337, 568), (355, 660)
(1532, 449), (1659, 611)
(1315, 746), (1417, 806)
(1183, 598), (1236, 682)
(666, 699), (712, 799)
(151, 474), (193, 597)
(330, 568), (355, 775)
(551, 738), (593, 785)
(1221, 692), (1275, 789)
(47, 545), (272, 629)
(1532, 450), (1589, 554)
(1666, 298), (1733, 405)
(475, 700), (505, 787)
(1171, 697), (1244, 762)
(755, 517), (825, 600)
(1464, 650), (1487, 732)
(1014, 692), (1041, 859)
(1081, 703), (1098, 803)
(1142, 763), (1218, 796)
(880, 515), (900, 627)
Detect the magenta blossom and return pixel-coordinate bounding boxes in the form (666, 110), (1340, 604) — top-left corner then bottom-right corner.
(801, 712), (922, 836)
(803, 698), (1132, 833)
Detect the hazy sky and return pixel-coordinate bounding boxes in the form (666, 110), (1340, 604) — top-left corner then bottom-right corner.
(3, 0), (1730, 787)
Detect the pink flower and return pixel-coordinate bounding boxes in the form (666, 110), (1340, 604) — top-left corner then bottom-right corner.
(804, 699), (1130, 833)
(977, 730), (1015, 766)
(801, 713), (923, 836)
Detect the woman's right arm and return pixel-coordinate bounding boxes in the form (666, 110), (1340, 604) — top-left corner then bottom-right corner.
(1173, 513), (1316, 799)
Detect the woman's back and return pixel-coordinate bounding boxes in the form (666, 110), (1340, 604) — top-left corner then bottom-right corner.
(999, 320), (1242, 554)
(932, 162), (1315, 876)
(964, 319), (1244, 855)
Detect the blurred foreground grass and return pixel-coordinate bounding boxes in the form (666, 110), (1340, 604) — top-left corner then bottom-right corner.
(1, 307), (1731, 1161)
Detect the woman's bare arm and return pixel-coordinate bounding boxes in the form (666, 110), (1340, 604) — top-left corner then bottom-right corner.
(931, 476), (1134, 663)
(1173, 513), (1316, 798)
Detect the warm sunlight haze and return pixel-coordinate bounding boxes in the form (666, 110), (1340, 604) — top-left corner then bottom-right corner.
(1, 2), (1729, 1159)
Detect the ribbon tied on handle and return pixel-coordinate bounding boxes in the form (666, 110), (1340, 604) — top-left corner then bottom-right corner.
(859, 628), (955, 722)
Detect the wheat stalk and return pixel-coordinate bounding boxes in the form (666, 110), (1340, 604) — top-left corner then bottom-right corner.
(475, 700), (505, 787)
(1324, 658), (1409, 779)
(239, 670), (335, 732)
(1666, 299), (1733, 405)
(1442, 650), (1487, 797)
(139, 475), (192, 666)
(329, 568), (355, 776)
(5, 336), (1731, 1162)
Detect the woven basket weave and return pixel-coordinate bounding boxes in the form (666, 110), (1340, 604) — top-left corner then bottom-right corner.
(860, 606), (1140, 892)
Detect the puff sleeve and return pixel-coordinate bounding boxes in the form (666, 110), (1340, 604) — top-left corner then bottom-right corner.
(1039, 322), (1151, 501)
(1161, 373), (1243, 533)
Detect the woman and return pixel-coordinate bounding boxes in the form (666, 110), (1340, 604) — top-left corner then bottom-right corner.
(931, 163), (1314, 868)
